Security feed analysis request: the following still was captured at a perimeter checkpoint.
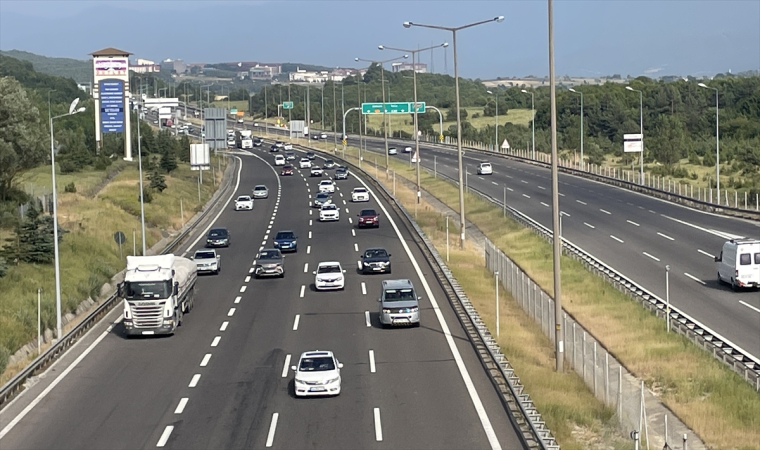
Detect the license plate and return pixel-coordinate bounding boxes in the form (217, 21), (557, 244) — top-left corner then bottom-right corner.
(309, 387), (326, 392)
(393, 318), (410, 325)
(373, 267), (382, 271)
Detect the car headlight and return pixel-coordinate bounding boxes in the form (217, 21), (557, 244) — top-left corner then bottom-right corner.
(325, 377), (340, 384)
(410, 307), (419, 312)
(295, 378), (306, 385)
(363, 261), (370, 266)
(382, 309), (391, 314)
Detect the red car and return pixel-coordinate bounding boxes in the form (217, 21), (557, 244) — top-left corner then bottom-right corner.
(280, 164), (294, 176)
(357, 209), (380, 228)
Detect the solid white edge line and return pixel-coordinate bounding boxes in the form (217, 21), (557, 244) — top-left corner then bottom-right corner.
(299, 285), (305, 298)
(189, 374), (201, 388)
(373, 408), (383, 442)
(282, 354), (291, 378)
(369, 350), (376, 373)
(200, 353), (211, 367)
(365, 311), (371, 327)
(293, 314), (300, 331)
(355, 176), (502, 450)
(174, 398), (188, 414)
(265, 413), (279, 447)
(683, 273), (706, 285)
(156, 425), (174, 447)
(211, 336), (221, 347)
(739, 300), (760, 315)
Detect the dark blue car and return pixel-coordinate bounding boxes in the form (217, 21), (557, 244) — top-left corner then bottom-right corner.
(273, 230), (298, 253)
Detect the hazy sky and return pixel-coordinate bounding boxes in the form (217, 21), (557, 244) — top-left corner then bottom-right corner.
(1, 0), (758, 79)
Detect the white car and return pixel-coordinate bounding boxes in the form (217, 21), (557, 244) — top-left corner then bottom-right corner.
(284, 143), (293, 150)
(319, 133), (328, 139)
(388, 147), (397, 155)
(351, 187), (370, 202)
(299, 158), (312, 169)
(274, 155), (286, 166)
(313, 261), (345, 290)
(403, 146), (412, 153)
(234, 195), (253, 211)
(477, 162), (493, 175)
(292, 350), (343, 397)
(237, 118), (244, 123)
(319, 203), (340, 222)
(318, 180), (335, 193)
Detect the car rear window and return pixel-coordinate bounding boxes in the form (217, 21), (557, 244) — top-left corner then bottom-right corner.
(739, 253), (752, 265)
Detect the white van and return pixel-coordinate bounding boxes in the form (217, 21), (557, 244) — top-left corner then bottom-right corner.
(715, 239), (760, 290)
(274, 155), (286, 166)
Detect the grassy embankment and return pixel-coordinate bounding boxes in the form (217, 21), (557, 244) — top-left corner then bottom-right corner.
(0, 156), (228, 383)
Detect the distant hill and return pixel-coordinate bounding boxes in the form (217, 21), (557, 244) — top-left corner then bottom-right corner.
(0, 49), (90, 83)
(0, 54), (84, 104)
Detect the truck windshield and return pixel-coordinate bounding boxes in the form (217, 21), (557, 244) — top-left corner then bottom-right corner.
(125, 281), (170, 300)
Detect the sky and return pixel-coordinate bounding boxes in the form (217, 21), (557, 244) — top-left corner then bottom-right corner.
(0, 0), (758, 79)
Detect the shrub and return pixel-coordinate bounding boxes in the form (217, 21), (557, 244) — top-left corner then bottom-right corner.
(140, 187), (153, 203)
(0, 345), (9, 374)
(64, 182), (76, 193)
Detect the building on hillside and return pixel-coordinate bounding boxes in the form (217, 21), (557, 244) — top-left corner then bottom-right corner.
(329, 67), (363, 82)
(391, 62), (427, 73)
(289, 68), (330, 83)
(132, 58), (160, 73)
(161, 58), (187, 74)
(249, 64), (282, 79)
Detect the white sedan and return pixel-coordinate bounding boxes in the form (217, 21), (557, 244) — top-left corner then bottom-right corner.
(403, 146), (412, 153)
(234, 195), (253, 211)
(299, 158), (312, 169)
(292, 350), (343, 397)
(319, 203), (340, 222)
(313, 261), (345, 290)
(318, 180), (335, 193)
(351, 187), (370, 202)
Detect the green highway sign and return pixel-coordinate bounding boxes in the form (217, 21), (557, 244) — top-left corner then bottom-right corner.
(230, 108), (237, 114)
(282, 102), (294, 109)
(361, 102), (425, 115)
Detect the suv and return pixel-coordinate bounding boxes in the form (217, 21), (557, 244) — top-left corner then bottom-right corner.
(334, 167), (348, 180)
(273, 230), (298, 252)
(378, 279), (420, 327)
(357, 209), (379, 228)
(192, 249), (221, 275)
(359, 248), (391, 274)
(254, 248), (285, 278)
(206, 227), (230, 247)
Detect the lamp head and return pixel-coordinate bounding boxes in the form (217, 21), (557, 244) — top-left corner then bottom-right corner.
(486, 90), (493, 95)
(355, 57), (360, 62)
(569, 88), (576, 93)
(442, 42), (449, 48)
(625, 86), (634, 91)
(68, 98), (80, 115)
(76, 107), (86, 114)
(697, 82), (708, 88)
(378, 45), (384, 50)
(521, 89), (528, 93)
(403, 21), (412, 28)
(495, 16), (505, 23)
(403, 54), (409, 59)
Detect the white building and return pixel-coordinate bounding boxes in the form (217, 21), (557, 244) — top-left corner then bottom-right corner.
(249, 64), (282, 79)
(391, 62), (427, 73)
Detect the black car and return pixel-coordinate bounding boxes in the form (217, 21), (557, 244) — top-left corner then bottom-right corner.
(273, 230), (298, 252)
(324, 159), (336, 169)
(306, 152), (316, 160)
(206, 227), (231, 247)
(360, 248), (391, 274)
(269, 144), (279, 152)
(253, 137), (263, 147)
(335, 168), (348, 180)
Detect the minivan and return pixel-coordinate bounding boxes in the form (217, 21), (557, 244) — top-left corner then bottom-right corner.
(715, 238), (760, 290)
(378, 279), (421, 327)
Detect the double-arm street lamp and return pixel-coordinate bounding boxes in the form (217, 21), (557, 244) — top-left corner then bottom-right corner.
(698, 82), (720, 203)
(403, 16), (504, 248)
(355, 55), (408, 176)
(521, 89), (535, 160)
(486, 90), (498, 151)
(50, 98), (86, 340)
(379, 42), (448, 202)
(625, 86), (645, 184)
(568, 88), (584, 170)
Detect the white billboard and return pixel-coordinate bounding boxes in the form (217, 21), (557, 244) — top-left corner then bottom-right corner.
(158, 107), (172, 119)
(624, 133), (643, 153)
(190, 144), (210, 170)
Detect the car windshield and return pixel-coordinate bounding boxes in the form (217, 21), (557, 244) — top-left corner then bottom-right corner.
(322, 204), (337, 210)
(353, 188), (367, 193)
(254, 186), (267, 191)
(365, 249), (388, 258)
(125, 281), (171, 300)
(320, 181), (332, 185)
(336, 168), (346, 173)
(209, 229), (227, 238)
(318, 265), (341, 274)
(312, 166), (321, 170)
(287, 152), (294, 157)
(301, 158), (309, 162)
(260, 250), (281, 259)
(384, 288), (416, 302)
(237, 196), (251, 202)
(316, 193), (330, 199)
(299, 356), (335, 371)
(360, 210), (377, 216)
(275, 232), (295, 240)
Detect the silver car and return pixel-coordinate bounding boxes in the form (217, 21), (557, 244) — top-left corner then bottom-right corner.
(379, 279), (420, 327)
(254, 248), (285, 278)
(252, 185), (269, 199)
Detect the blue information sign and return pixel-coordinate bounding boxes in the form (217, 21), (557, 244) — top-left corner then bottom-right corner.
(100, 80), (125, 133)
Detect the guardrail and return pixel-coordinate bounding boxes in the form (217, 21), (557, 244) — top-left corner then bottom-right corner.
(426, 166), (760, 392)
(0, 155), (239, 411)
(293, 142), (557, 449)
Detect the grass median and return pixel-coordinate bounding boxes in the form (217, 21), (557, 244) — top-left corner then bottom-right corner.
(0, 156), (228, 383)
(330, 143), (759, 449)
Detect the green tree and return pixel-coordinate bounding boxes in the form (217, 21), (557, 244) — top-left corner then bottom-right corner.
(149, 169), (167, 193)
(0, 76), (48, 200)
(56, 127), (91, 173)
(651, 115), (686, 169)
(177, 135), (191, 162)
(1, 204), (60, 265)
(160, 144), (178, 173)
(445, 108), (468, 122)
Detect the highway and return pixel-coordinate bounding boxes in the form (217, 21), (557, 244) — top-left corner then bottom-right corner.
(0, 144), (524, 449)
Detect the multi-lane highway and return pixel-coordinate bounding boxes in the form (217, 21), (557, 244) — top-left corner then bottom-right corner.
(0, 145), (524, 449)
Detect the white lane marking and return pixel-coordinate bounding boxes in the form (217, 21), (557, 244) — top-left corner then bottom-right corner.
(267, 225), (272, 230)
(649, 209), (656, 214)
(697, 249), (715, 259)
(174, 398), (189, 414)
(576, 199), (587, 205)
(643, 252), (660, 261)
(234, 296), (242, 304)
(309, 219), (312, 226)
(259, 246), (264, 252)
(540, 202), (550, 208)
(345, 208), (350, 214)
(491, 181), (499, 186)
(354, 243), (359, 252)
(308, 231), (312, 239)
(200, 354), (212, 367)
(307, 245), (311, 254)
(300, 285), (305, 298)
(559, 192), (565, 197)
(507, 187), (514, 192)
(265, 413), (279, 447)
(627, 202), (635, 206)
(0, 317), (123, 439)
(281, 354), (291, 378)
(369, 350), (376, 373)
(309, 209), (313, 215)
(349, 217), (353, 224)
(740, 301), (760, 315)
(627, 220), (640, 226)
(220, 321), (229, 331)
(361, 282), (367, 295)
(157, 425), (174, 447)
(263, 234), (269, 240)
(684, 273), (706, 285)
(657, 232), (675, 241)
(610, 235), (624, 243)
(355, 176), (502, 450)
(520, 180), (528, 184)
(374, 408), (383, 442)
(352, 229), (356, 236)
(561, 211), (570, 217)
(270, 220), (274, 225)
(304, 263), (308, 273)
(211, 336), (221, 347)
(522, 194), (531, 199)
(189, 374), (201, 388)
(365, 311), (371, 327)
(240, 286), (247, 293)
(662, 214), (745, 240)
(505, 175), (513, 179)
(293, 314), (300, 331)
(600, 209), (611, 215)
(537, 185), (546, 190)
(181, 156), (244, 256)
(478, 176), (485, 181)
(228, 308), (236, 317)
(343, 199), (347, 205)
(583, 222), (595, 229)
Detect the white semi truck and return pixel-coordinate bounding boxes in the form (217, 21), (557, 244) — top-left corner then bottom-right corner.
(238, 130), (253, 149)
(120, 254), (197, 336)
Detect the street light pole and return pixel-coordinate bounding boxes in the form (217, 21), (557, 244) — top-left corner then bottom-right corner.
(380, 42), (448, 202)
(521, 89), (535, 159)
(626, 86), (644, 185)
(569, 88), (584, 170)
(50, 98), (86, 340)
(487, 90), (498, 150)
(698, 83), (720, 203)
(404, 16), (504, 249)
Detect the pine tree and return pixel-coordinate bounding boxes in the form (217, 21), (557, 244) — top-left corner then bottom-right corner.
(160, 145), (178, 173)
(149, 169), (167, 193)
(1, 204), (59, 264)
